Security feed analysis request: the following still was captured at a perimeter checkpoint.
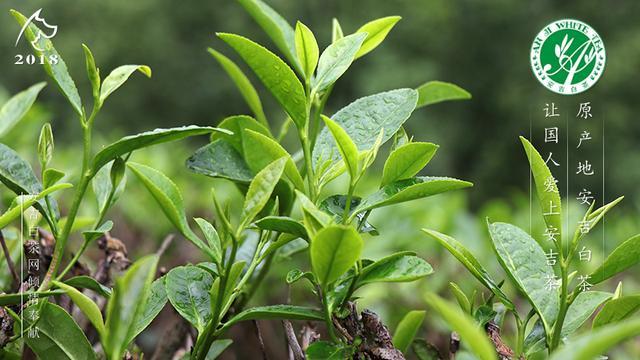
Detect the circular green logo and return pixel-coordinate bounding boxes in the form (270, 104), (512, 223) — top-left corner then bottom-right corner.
(530, 19), (605, 95)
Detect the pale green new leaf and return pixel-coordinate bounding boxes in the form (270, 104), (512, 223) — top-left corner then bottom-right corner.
(100, 65), (151, 104)
(357, 253), (433, 287)
(424, 293), (497, 360)
(37, 123), (54, 167)
(354, 16), (401, 59)
(208, 49), (268, 126)
(82, 220), (113, 243)
(11, 10), (82, 115)
(416, 81), (471, 108)
(223, 305), (324, 329)
(186, 139), (253, 183)
(52, 280), (105, 336)
(82, 44), (100, 99)
(393, 310), (426, 353)
(561, 291), (612, 336)
(332, 18), (344, 42)
(422, 229), (514, 310)
(295, 22), (319, 79)
(312, 33), (366, 92)
(0, 82), (46, 137)
(0, 183), (71, 229)
(129, 276), (167, 344)
(381, 142), (438, 186)
(590, 234), (640, 284)
(211, 115), (272, 154)
(449, 282), (471, 313)
(239, 157), (287, 229)
(218, 33), (307, 129)
(593, 295), (640, 328)
(195, 218), (223, 265)
(322, 116), (359, 182)
(310, 225), (363, 286)
(488, 221), (558, 333)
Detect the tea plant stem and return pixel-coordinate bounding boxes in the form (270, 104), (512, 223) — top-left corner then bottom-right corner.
(322, 288), (338, 342)
(550, 260), (569, 350)
(300, 130), (317, 201)
(342, 185), (355, 222)
(310, 85), (333, 149)
(515, 316), (525, 356)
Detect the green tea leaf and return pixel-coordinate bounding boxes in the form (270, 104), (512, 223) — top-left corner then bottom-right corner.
(381, 142), (438, 186)
(412, 339), (442, 360)
(313, 89), (418, 165)
(166, 265), (214, 333)
(295, 22), (319, 79)
(357, 253), (433, 287)
(255, 216), (308, 239)
(561, 291), (612, 337)
(206, 339), (233, 359)
(43, 168), (65, 188)
(548, 318), (640, 360)
(416, 81), (471, 108)
(186, 139), (253, 183)
(590, 234), (640, 284)
(393, 310), (426, 353)
(24, 302), (96, 360)
(523, 320), (546, 355)
(224, 305), (324, 328)
(449, 282), (471, 313)
(306, 341), (351, 360)
(0, 82), (46, 137)
(52, 280), (105, 336)
(286, 269), (316, 285)
(0, 183), (71, 229)
(424, 293), (497, 360)
(593, 295), (640, 328)
(488, 221), (558, 333)
(239, 157), (287, 230)
(312, 33), (366, 92)
(354, 16), (401, 59)
(296, 190), (333, 237)
(355, 176), (472, 213)
(82, 220), (113, 243)
(130, 276), (167, 343)
(195, 218), (223, 265)
(520, 136), (562, 243)
(322, 116), (359, 181)
(93, 126), (227, 173)
(0, 290), (64, 306)
(82, 44), (100, 99)
(92, 159), (126, 216)
(11, 10), (82, 115)
(311, 224), (363, 286)
(242, 129), (304, 190)
(104, 255), (159, 360)
(64, 275), (112, 298)
(127, 162), (208, 253)
(208, 49), (268, 126)
(319, 195), (378, 235)
(99, 65), (151, 104)
(211, 115), (272, 154)
(422, 229), (514, 310)
(235, 0), (300, 72)
(218, 33), (307, 129)
(331, 18), (344, 42)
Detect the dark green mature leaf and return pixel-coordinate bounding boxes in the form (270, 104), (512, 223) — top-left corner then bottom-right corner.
(322, 116), (359, 181)
(355, 176), (472, 213)
(295, 21), (319, 79)
(415, 81), (471, 108)
(318, 195), (378, 235)
(0, 143), (58, 225)
(0, 82), (46, 137)
(209, 50), (268, 126)
(224, 305), (324, 328)
(313, 89), (418, 165)
(393, 310), (426, 353)
(0, 290), (64, 306)
(94, 126), (228, 173)
(64, 275), (112, 298)
(186, 139), (253, 183)
(218, 33), (307, 129)
(357, 253), (433, 287)
(52, 280), (105, 336)
(312, 33), (366, 92)
(239, 157), (287, 230)
(103, 255), (159, 360)
(354, 16), (401, 59)
(561, 291), (612, 337)
(412, 339), (442, 360)
(306, 341), (351, 360)
(100, 65), (151, 104)
(548, 317), (640, 360)
(211, 115), (272, 155)
(11, 10), (82, 115)
(424, 293), (497, 360)
(523, 320), (546, 355)
(590, 234), (640, 284)
(311, 225), (363, 286)
(381, 142), (438, 186)
(127, 162), (209, 253)
(488, 222), (558, 332)
(24, 302), (96, 360)
(242, 129), (304, 190)
(166, 265), (214, 333)
(520, 136), (562, 243)
(255, 216), (308, 239)
(286, 269), (316, 285)
(423, 229), (514, 310)
(235, 0), (300, 72)
(206, 339), (234, 359)
(593, 295), (640, 328)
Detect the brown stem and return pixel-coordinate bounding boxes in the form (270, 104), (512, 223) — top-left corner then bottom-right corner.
(0, 230), (19, 288)
(253, 320), (268, 360)
(282, 320), (304, 360)
(155, 234), (174, 257)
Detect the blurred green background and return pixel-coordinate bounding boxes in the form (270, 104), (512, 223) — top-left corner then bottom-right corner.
(1, 0), (639, 358)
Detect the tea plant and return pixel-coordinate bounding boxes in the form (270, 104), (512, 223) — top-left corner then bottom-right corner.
(421, 137), (640, 360)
